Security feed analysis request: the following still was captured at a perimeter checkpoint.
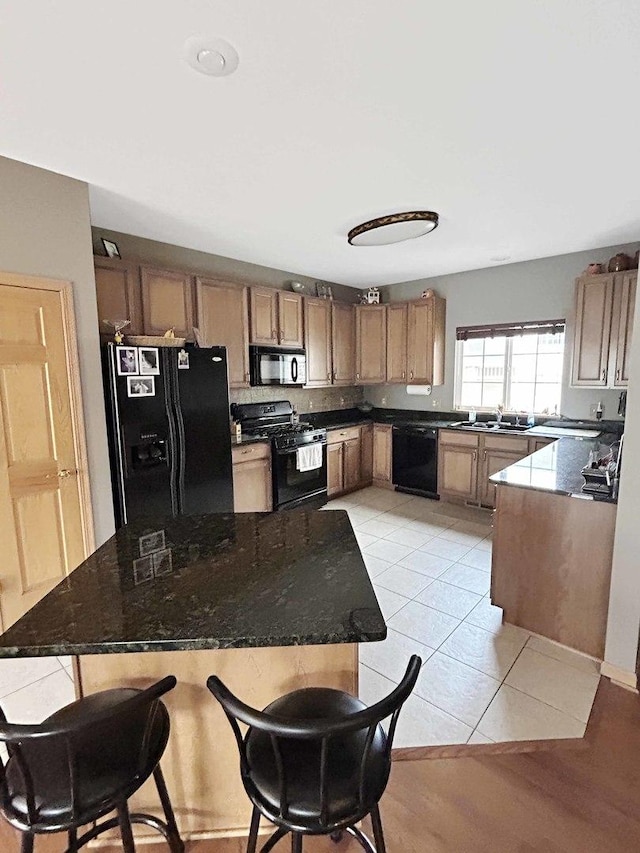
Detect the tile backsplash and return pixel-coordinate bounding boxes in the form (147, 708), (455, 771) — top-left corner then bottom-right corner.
(230, 385), (365, 413)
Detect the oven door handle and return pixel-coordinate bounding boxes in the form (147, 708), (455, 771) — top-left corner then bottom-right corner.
(275, 441), (327, 456)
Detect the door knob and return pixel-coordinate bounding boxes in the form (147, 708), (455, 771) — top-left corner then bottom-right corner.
(58, 469), (76, 479)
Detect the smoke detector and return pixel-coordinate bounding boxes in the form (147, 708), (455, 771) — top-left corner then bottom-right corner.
(184, 36), (239, 77)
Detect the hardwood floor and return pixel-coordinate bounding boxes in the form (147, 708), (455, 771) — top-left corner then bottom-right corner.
(3, 679), (639, 852)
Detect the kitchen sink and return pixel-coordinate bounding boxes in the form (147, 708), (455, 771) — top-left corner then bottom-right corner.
(457, 421), (531, 433)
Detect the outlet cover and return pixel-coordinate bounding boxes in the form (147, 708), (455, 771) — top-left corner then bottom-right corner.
(432, 399), (442, 408)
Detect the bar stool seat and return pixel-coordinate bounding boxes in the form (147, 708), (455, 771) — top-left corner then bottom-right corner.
(246, 688), (388, 831)
(0, 676), (184, 853)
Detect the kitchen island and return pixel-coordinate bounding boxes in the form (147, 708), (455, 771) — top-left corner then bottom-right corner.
(490, 437), (617, 658)
(0, 509), (385, 841)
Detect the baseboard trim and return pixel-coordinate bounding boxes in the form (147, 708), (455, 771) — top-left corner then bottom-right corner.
(600, 660), (638, 692)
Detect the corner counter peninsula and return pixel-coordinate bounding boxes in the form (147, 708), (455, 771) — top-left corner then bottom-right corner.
(0, 510), (385, 841)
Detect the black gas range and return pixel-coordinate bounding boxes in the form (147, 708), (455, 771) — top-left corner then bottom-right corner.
(231, 402), (327, 510)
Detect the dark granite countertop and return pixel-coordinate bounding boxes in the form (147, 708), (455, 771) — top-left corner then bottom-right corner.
(490, 436), (620, 503)
(0, 511), (386, 658)
(231, 434), (271, 448)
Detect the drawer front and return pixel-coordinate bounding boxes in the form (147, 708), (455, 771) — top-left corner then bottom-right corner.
(232, 442), (271, 463)
(327, 426), (361, 445)
(482, 434), (530, 454)
(439, 429), (479, 448)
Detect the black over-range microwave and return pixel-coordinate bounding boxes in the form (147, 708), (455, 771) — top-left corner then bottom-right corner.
(249, 347), (307, 386)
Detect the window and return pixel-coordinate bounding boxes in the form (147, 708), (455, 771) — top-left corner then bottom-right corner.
(454, 319), (566, 414)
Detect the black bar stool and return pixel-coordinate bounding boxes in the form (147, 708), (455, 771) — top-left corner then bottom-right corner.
(208, 655), (421, 853)
(0, 674), (184, 853)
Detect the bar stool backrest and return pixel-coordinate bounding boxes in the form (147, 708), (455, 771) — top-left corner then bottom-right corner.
(0, 674), (176, 828)
(207, 655), (421, 828)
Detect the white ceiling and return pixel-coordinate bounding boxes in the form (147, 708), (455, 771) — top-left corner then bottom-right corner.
(1, 1), (639, 286)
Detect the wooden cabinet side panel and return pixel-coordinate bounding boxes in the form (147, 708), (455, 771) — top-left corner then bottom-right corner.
(196, 278), (250, 388)
(613, 272), (636, 387)
(571, 275), (614, 386)
(94, 259), (142, 336)
(304, 297), (332, 387)
(406, 300), (434, 383)
(431, 297), (446, 386)
(372, 425), (392, 482)
(343, 438), (361, 491)
(492, 487), (615, 657)
(250, 288), (278, 345)
(331, 303), (356, 385)
(140, 267), (194, 339)
(278, 292), (304, 347)
(327, 442), (344, 496)
(386, 304), (408, 382)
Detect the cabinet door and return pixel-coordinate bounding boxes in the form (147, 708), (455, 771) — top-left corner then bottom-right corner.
(571, 275), (614, 386)
(196, 278), (250, 388)
(360, 424), (373, 484)
(386, 304), (408, 382)
(304, 297), (332, 387)
(140, 267), (195, 340)
(232, 458), (273, 512)
(372, 425), (392, 482)
(479, 449), (526, 509)
(529, 437), (553, 453)
(331, 303), (356, 385)
(94, 258), (142, 336)
(250, 287), (278, 345)
(438, 445), (478, 501)
(327, 442), (344, 497)
(613, 271), (636, 387)
(344, 438), (361, 491)
(407, 298), (446, 384)
(278, 292), (304, 347)
(355, 306), (387, 383)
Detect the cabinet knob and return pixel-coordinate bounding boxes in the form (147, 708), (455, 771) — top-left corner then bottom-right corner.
(356, 372), (360, 379)
(272, 330), (277, 340)
(327, 372), (331, 380)
(402, 371), (405, 379)
(280, 329), (284, 338)
(410, 371), (414, 380)
(616, 369), (620, 381)
(473, 451), (477, 461)
(602, 368), (607, 381)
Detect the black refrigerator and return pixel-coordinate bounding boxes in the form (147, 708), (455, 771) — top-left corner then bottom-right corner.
(102, 343), (234, 527)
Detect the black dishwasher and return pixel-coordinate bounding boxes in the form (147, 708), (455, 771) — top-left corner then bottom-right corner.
(392, 425), (439, 499)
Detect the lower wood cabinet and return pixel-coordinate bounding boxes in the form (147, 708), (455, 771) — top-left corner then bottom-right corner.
(438, 430), (552, 507)
(327, 425), (368, 497)
(360, 423), (373, 484)
(232, 442), (272, 512)
(372, 424), (392, 486)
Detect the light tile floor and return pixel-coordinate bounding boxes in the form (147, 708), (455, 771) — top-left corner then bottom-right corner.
(323, 486), (601, 748)
(0, 488), (600, 752)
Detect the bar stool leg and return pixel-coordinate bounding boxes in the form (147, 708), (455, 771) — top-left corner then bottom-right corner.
(153, 765), (184, 853)
(246, 805), (260, 853)
(117, 801), (137, 853)
(370, 803), (387, 853)
(20, 832), (34, 853)
(68, 827), (78, 852)
(291, 831), (303, 852)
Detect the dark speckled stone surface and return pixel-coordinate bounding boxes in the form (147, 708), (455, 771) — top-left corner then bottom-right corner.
(0, 510), (386, 658)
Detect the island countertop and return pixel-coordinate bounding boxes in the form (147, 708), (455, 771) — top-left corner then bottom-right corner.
(489, 434), (619, 503)
(0, 510), (386, 658)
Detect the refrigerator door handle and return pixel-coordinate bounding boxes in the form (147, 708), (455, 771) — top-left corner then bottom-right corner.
(162, 351), (181, 517)
(169, 352), (187, 513)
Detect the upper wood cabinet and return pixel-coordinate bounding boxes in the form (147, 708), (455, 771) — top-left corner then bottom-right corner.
(571, 271), (636, 388)
(386, 304), (408, 383)
(195, 278), (250, 388)
(140, 267), (195, 340)
(250, 288), (303, 347)
(407, 297), (446, 385)
(94, 257), (142, 336)
(355, 305), (387, 384)
(331, 303), (356, 385)
(304, 297), (332, 386)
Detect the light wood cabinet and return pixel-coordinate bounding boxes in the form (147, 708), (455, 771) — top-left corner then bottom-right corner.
(250, 288), (303, 347)
(232, 442), (272, 512)
(438, 431), (479, 502)
(304, 297), (332, 387)
(94, 257), (142, 336)
(332, 302), (356, 385)
(327, 426), (366, 496)
(571, 271), (636, 388)
(195, 278), (250, 388)
(372, 424), (392, 485)
(360, 423), (373, 484)
(406, 297), (446, 385)
(140, 267), (195, 340)
(386, 304), (408, 383)
(355, 305), (387, 383)
(477, 435), (530, 509)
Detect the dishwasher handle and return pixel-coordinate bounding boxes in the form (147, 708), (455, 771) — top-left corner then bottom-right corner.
(392, 425), (438, 439)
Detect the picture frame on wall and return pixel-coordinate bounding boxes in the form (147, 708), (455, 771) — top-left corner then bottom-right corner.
(315, 282), (333, 300)
(101, 238), (121, 259)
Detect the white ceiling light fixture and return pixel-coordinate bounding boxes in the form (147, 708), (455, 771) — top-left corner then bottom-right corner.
(183, 36), (239, 77)
(348, 211), (439, 246)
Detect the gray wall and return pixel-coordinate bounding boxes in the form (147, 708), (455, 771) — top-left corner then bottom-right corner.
(91, 228), (360, 304)
(366, 243), (639, 419)
(0, 156), (115, 545)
